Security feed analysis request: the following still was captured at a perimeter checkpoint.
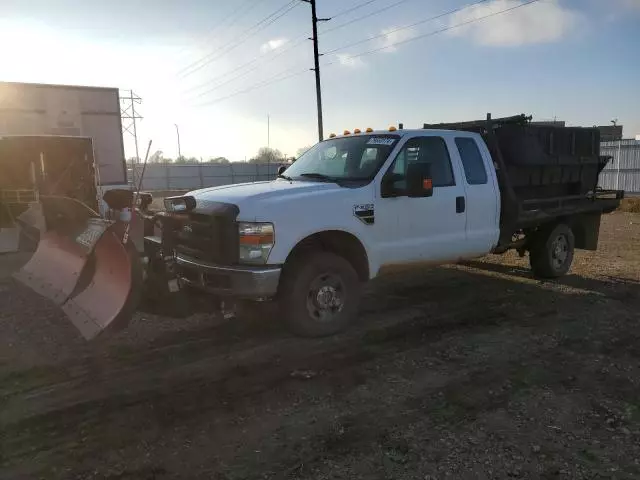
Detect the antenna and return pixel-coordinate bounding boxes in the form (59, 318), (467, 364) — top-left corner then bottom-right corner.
(135, 140), (153, 200)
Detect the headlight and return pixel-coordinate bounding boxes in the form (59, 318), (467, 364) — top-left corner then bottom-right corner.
(238, 222), (274, 264)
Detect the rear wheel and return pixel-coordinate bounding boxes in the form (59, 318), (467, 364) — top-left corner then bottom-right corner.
(529, 223), (575, 278)
(278, 251), (361, 337)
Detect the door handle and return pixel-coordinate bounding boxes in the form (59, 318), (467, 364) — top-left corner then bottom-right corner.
(456, 196), (465, 213)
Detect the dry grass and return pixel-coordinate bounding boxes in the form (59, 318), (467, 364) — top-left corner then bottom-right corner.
(620, 198), (640, 213)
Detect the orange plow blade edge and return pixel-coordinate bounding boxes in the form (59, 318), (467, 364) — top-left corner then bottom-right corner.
(14, 219), (142, 340)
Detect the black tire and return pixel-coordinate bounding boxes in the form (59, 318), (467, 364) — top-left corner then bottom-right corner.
(529, 223), (575, 279)
(278, 251), (361, 337)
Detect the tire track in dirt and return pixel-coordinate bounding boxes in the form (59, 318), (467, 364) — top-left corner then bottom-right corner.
(3, 260), (630, 439)
(2, 278), (538, 475)
(2, 213), (639, 478)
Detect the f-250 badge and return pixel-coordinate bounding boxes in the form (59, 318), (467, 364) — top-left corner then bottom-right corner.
(353, 203), (375, 225)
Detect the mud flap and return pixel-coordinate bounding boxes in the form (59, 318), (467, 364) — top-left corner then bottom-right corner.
(62, 228), (142, 340)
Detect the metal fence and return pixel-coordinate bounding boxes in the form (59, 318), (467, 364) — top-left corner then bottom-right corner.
(128, 142), (640, 196)
(599, 140), (640, 195)
(128, 162), (282, 191)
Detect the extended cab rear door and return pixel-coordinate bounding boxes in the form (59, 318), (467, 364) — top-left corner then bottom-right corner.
(449, 134), (500, 256)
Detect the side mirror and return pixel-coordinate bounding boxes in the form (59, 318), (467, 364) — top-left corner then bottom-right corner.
(406, 162), (433, 198)
(381, 173), (403, 198)
(277, 165), (287, 176)
(164, 195), (196, 213)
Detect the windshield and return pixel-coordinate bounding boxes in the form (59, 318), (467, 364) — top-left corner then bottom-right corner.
(283, 134), (400, 182)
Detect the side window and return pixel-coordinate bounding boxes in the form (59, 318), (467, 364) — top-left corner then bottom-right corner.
(421, 137), (454, 187)
(455, 137), (488, 185)
(385, 136), (455, 191)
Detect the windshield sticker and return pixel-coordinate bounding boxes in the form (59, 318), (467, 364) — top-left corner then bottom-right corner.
(366, 137), (395, 146)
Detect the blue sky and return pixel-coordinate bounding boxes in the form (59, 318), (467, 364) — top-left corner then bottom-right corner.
(0, 0), (638, 161)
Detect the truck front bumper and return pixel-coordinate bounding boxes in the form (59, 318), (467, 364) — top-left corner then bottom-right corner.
(175, 253), (281, 299)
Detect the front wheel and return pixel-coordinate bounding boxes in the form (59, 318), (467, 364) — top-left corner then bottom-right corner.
(529, 223), (575, 278)
(278, 251), (361, 337)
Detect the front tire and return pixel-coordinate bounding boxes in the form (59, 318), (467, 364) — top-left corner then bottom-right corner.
(529, 223), (575, 278)
(278, 251), (361, 337)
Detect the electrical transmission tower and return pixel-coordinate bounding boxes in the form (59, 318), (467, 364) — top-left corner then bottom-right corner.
(120, 90), (143, 163)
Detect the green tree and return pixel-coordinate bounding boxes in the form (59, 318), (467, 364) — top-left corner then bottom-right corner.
(174, 156), (199, 164)
(149, 150), (167, 163)
(249, 147), (285, 164)
(208, 156), (230, 164)
(296, 145), (313, 158)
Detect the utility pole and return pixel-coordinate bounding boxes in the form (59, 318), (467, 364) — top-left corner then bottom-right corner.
(174, 123), (182, 160)
(267, 114), (270, 149)
(302, 0), (330, 143)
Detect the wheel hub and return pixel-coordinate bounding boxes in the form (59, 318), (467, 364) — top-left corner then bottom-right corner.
(307, 273), (345, 322)
(551, 234), (569, 267)
(316, 285), (341, 308)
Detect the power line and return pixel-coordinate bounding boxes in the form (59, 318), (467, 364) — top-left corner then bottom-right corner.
(190, 1), (542, 116)
(320, 0), (414, 35)
(194, 55), (342, 107)
(191, 1), (543, 127)
(194, 67), (309, 107)
(323, 0), (491, 56)
(327, 0), (383, 20)
(177, 0), (270, 76)
(182, 0), (391, 103)
(180, 1), (298, 79)
(184, 30), (309, 94)
(173, 0), (262, 64)
(186, 35), (309, 100)
(179, 0), (300, 79)
(330, 0), (541, 62)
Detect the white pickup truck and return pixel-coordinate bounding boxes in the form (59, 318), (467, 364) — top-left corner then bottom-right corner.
(16, 114), (623, 340)
(159, 115), (621, 337)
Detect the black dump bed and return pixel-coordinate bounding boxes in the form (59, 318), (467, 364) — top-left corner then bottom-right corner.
(423, 114), (623, 232)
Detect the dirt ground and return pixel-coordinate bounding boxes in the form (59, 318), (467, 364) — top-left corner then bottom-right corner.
(1, 212), (639, 480)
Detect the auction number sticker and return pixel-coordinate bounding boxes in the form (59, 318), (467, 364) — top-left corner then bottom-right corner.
(367, 137), (395, 146)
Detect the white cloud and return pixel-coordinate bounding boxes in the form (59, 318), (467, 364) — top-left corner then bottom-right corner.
(448, 0), (578, 47)
(378, 27), (416, 52)
(337, 54), (365, 68)
(260, 38), (287, 53)
(621, 0), (640, 8)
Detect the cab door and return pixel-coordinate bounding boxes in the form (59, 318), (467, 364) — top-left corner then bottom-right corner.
(450, 135), (500, 257)
(375, 134), (468, 266)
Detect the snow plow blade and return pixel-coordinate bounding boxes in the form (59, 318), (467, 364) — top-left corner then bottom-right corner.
(13, 196), (143, 340)
(13, 218), (112, 305)
(61, 227), (142, 340)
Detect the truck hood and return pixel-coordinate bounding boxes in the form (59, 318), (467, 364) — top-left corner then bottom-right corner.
(187, 179), (344, 219)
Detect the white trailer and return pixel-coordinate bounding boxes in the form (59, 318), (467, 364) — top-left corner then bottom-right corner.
(0, 81), (129, 251)
(0, 80), (128, 196)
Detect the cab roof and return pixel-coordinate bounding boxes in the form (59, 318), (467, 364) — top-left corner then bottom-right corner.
(324, 128), (474, 140)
